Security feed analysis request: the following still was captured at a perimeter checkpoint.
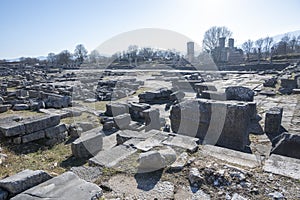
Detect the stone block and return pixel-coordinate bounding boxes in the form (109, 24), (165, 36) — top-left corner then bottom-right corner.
(138, 151), (166, 173)
(114, 113), (131, 129)
(71, 127), (103, 158)
(0, 188), (8, 200)
(170, 99), (252, 151)
(22, 130), (45, 143)
(0, 105), (8, 113)
(12, 104), (29, 111)
(143, 108), (160, 131)
(10, 172), (102, 200)
(45, 124), (67, 139)
(105, 103), (129, 117)
(23, 115), (60, 134)
(225, 86), (254, 102)
(0, 169), (51, 196)
(264, 107), (283, 138)
(271, 132), (300, 159)
(89, 145), (136, 167)
(0, 121), (25, 137)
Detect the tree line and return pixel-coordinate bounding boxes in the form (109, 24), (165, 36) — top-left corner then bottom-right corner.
(202, 26), (300, 63)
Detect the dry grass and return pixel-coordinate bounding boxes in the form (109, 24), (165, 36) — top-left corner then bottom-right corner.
(0, 110), (45, 120)
(0, 142), (76, 178)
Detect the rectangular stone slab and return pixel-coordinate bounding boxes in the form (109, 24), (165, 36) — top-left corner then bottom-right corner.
(135, 131), (169, 151)
(263, 154), (300, 179)
(22, 115), (60, 134)
(89, 145), (136, 167)
(0, 169), (52, 195)
(162, 134), (199, 152)
(201, 145), (261, 168)
(0, 121), (25, 137)
(10, 172), (102, 200)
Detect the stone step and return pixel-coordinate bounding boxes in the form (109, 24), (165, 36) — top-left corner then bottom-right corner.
(89, 145), (136, 167)
(11, 172), (102, 200)
(201, 145), (262, 168)
(263, 154), (300, 179)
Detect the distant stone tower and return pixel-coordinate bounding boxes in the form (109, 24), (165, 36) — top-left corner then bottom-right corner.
(228, 38), (234, 49)
(219, 37), (225, 48)
(187, 41), (194, 63)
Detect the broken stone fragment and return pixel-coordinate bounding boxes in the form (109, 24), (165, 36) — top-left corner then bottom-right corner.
(0, 169), (52, 196)
(188, 167), (204, 186)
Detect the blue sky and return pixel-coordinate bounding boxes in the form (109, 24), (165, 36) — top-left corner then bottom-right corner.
(1, 0), (300, 59)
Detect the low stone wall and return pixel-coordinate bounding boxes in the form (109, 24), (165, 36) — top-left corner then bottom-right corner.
(0, 114), (67, 145)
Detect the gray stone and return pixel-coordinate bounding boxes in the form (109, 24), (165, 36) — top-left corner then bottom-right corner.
(12, 104), (29, 111)
(158, 146), (177, 165)
(271, 132), (300, 159)
(263, 77), (277, 88)
(162, 133), (199, 152)
(170, 152), (189, 171)
(71, 127), (103, 158)
(225, 86), (254, 101)
(0, 96), (4, 104)
(89, 145), (136, 167)
(116, 130), (155, 145)
(114, 113), (131, 129)
(231, 193), (247, 200)
(135, 131), (169, 151)
(263, 154), (300, 179)
(170, 90), (185, 102)
(0, 121), (25, 137)
(42, 93), (71, 109)
(45, 124), (67, 139)
(22, 130), (45, 143)
(102, 121), (115, 131)
(189, 167), (203, 185)
(201, 145), (261, 168)
(11, 172), (102, 200)
(23, 115), (60, 134)
(143, 108), (161, 131)
(0, 188), (8, 200)
(265, 107), (283, 138)
(138, 150), (166, 173)
(0, 105), (8, 113)
(0, 169), (51, 195)
(105, 103), (129, 117)
(268, 191), (284, 200)
(170, 99), (252, 151)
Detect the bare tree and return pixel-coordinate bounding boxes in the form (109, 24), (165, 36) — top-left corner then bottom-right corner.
(47, 53), (56, 66)
(89, 50), (100, 64)
(263, 37), (274, 54)
(242, 40), (253, 62)
(289, 36), (297, 53)
(74, 44), (88, 64)
(57, 50), (72, 66)
(202, 26), (232, 53)
(255, 38), (264, 50)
